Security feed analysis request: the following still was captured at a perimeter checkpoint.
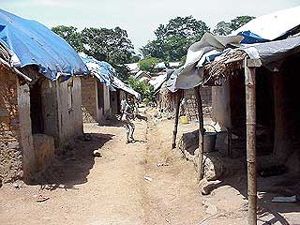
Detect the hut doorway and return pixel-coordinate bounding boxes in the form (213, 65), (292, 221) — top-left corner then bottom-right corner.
(229, 68), (275, 157)
(273, 55), (300, 167)
(97, 81), (105, 119)
(110, 90), (120, 114)
(30, 80), (44, 134)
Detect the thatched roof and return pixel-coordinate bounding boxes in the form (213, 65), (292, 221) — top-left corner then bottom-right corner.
(202, 35), (300, 86)
(203, 50), (246, 86)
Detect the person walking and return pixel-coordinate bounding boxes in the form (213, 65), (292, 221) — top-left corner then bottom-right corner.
(121, 98), (136, 144)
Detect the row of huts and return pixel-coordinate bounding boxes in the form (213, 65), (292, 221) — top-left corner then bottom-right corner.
(164, 6), (300, 225)
(0, 10), (139, 183)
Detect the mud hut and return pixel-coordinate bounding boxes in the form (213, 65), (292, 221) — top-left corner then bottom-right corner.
(80, 54), (140, 123)
(152, 71), (211, 121)
(168, 6), (300, 224)
(0, 10), (88, 183)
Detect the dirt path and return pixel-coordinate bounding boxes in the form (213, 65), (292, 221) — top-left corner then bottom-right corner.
(0, 118), (205, 225)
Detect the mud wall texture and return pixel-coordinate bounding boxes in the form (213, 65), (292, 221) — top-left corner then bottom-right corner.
(212, 80), (231, 128)
(157, 85), (212, 120)
(40, 79), (59, 142)
(184, 87), (212, 120)
(0, 68), (23, 182)
(17, 80), (35, 181)
(81, 77), (98, 123)
(103, 84), (111, 118)
(56, 77), (83, 146)
(0, 67), (35, 182)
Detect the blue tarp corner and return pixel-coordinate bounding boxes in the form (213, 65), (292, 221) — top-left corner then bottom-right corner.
(0, 9), (89, 80)
(239, 31), (269, 44)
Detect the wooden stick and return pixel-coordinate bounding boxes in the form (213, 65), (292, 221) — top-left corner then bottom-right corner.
(171, 90), (182, 149)
(194, 86), (205, 181)
(244, 59), (257, 225)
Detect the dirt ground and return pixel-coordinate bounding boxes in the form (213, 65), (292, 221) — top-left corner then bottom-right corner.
(0, 116), (204, 225)
(0, 115), (299, 225)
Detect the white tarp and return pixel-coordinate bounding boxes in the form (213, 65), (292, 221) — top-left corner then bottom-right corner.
(81, 53), (141, 99)
(242, 35), (300, 71)
(168, 33), (243, 91)
(232, 6), (300, 40)
(149, 73), (168, 92)
(111, 76), (141, 100)
(125, 63), (139, 73)
(168, 6), (300, 91)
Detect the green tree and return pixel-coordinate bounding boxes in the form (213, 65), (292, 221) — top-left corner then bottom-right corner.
(155, 16), (209, 40)
(213, 21), (232, 36)
(141, 16), (210, 62)
(53, 25), (136, 80)
(81, 27), (134, 65)
(127, 77), (154, 102)
(213, 16), (255, 35)
(229, 16), (255, 31)
(138, 57), (161, 72)
(52, 25), (84, 52)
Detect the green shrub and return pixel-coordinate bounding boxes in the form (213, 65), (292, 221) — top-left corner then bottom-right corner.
(138, 57), (161, 72)
(127, 77), (155, 103)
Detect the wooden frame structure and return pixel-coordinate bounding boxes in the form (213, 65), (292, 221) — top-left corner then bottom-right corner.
(171, 58), (262, 225)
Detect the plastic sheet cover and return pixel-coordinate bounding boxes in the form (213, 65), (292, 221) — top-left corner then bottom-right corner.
(0, 9), (88, 80)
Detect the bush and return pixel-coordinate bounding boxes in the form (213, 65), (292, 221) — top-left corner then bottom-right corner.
(127, 77), (155, 103)
(138, 57), (161, 72)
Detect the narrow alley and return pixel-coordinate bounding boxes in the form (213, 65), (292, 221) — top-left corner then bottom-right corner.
(0, 117), (205, 225)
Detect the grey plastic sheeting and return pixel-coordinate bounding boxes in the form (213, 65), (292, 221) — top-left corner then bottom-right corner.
(243, 36), (300, 71)
(167, 33), (243, 92)
(168, 34), (300, 92)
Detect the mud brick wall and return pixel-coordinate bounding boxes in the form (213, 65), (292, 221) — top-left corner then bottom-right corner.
(56, 77), (83, 146)
(183, 87), (212, 121)
(157, 85), (178, 113)
(81, 77), (97, 123)
(200, 86), (212, 107)
(0, 67), (22, 182)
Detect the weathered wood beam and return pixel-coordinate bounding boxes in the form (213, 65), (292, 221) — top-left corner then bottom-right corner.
(194, 86), (205, 181)
(244, 59), (257, 225)
(172, 90), (183, 149)
(244, 58), (262, 68)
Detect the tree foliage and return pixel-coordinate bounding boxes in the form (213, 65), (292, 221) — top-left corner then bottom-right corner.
(127, 77), (154, 102)
(51, 25), (84, 52)
(230, 16), (255, 31)
(213, 16), (255, 36)
(141, 16), (210, 61)
(138, 57), (161, 72)
(81, 27), (134, 65)
(52, 26), (136, 80)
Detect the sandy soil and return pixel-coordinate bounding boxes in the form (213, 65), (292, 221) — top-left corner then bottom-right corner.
(0, 117), (204, 225)
(0, 115), (299, 225)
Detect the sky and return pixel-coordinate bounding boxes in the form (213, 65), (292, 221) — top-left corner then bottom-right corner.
(2, 0), (300, 51)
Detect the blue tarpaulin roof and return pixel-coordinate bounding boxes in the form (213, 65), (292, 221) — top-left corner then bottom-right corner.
(80, 53), (141, 99)
(238, 31), (269, 44)
(0, 9), (89, 80)
(80, 54), (113, 86)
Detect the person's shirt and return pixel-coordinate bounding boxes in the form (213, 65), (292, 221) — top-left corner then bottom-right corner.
(121, 100), (134, 120)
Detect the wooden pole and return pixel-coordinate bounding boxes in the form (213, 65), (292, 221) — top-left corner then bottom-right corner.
(194, 86), (205, 181)
(172, 90), (183, 149)
(244, 59), (257, 225)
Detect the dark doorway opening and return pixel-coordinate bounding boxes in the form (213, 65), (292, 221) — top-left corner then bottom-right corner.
(97, 81), (104, 114)
(30, 79), (44, 134)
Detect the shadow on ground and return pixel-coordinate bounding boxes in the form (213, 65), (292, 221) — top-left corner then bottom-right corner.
(179, 128), (300, 225)
(32, 132), (114, 191)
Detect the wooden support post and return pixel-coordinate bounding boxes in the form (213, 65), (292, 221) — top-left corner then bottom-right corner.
(172, 90), (183, 149)
(244, 59), (257, 225)
(194, 86), (205, 181)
